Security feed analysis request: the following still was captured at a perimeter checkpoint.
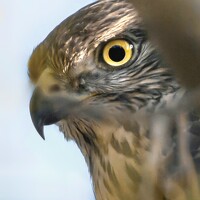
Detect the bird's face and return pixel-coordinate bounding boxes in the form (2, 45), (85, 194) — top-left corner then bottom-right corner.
(29, 1), (176, 149)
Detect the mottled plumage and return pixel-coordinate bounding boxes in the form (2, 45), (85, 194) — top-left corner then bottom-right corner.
(29, 1), (200, 200)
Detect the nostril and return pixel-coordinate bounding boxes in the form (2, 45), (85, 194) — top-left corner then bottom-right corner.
(49, 84), (61, 93)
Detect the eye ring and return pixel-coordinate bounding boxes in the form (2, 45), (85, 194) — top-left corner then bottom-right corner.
(103, 39), (133, 67)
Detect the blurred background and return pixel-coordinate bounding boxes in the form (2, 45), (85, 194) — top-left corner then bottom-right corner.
(0, 0), (95, 199)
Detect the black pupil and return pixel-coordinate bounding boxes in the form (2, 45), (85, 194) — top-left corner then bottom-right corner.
(108, 45), (125, 62)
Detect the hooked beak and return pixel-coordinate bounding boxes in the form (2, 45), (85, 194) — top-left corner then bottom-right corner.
(29, 88), (80, 140)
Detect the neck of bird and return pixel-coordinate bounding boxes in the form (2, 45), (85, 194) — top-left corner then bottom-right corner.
(78, 120), (145, 200)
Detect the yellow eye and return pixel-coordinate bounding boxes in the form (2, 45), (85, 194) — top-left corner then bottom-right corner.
(103, 39), (133, 67)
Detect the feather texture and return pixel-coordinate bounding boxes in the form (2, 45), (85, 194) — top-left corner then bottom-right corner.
(29, 1), (200, 199)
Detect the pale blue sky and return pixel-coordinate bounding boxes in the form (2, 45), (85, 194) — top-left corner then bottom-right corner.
(0, 0), (95, 199)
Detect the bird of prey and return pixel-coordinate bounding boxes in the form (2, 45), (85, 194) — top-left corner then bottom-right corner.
(28, 0), (200, 199)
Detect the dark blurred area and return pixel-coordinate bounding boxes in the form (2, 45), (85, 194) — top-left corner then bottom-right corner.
(127, 1), (200, 199)
(128, 0), (200, 89)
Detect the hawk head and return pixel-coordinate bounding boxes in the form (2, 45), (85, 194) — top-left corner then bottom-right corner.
(29, 1), (179, 199)
(29, 0), (176, 137)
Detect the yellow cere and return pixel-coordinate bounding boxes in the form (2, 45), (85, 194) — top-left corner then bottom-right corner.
(103, 39), (133, 67)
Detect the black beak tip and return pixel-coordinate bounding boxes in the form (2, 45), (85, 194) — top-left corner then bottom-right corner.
(32, 117), (46, 140)
(36, 124), (45, 140)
